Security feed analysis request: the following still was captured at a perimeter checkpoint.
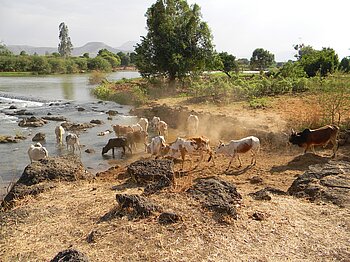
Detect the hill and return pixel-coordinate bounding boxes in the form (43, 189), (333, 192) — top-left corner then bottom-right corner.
(7, 41), (137, 57)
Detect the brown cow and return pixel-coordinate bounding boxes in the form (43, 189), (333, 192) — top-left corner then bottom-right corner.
(289, 125), (339, 157)
(126, 130), (149, 151)
(112, 124), (133, 137)
(164, 136), (213, 170)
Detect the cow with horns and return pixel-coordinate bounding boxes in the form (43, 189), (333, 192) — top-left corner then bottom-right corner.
(289, 125), (339, 157)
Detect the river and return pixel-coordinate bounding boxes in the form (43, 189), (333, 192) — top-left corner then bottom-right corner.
(0, 71), (140, 199)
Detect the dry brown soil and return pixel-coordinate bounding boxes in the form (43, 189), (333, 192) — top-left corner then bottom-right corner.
(1, 94), (349, 262)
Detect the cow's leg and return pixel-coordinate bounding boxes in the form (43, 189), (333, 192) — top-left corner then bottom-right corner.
(194, 151), (204, 170)
(237, 154), (242, 167)
(127, 145), (133, 154)
(251, 151), (256, 165)
(330, 138), (338, 158)
(122, 146), (126, 156)
(311, 145), (316, 155)
(227, 155), (235, 170)
(112, 147), (115, 158)
(180, 147), (186, 170)
(304, 145), (310, 154)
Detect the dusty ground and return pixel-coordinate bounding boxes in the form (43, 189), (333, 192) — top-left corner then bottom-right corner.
(1, 94), (350, 262)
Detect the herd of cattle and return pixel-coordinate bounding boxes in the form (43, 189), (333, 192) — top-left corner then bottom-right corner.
(27, 113), (341, 170)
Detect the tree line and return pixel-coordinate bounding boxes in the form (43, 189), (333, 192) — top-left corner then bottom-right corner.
(1, 0), (350, 78)
(134, 0), (349, 81)
(0, 45), (136, 74)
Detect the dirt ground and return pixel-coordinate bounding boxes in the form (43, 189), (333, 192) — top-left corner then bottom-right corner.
(1, 94), (350, 262)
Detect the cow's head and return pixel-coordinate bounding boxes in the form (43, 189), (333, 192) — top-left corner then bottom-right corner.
(215, 140), (227, 154)
(102, 146), (108, 155)
(289, 128), (308, 145)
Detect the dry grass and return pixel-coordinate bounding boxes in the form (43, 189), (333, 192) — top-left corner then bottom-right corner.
(1, 94), (350, 262)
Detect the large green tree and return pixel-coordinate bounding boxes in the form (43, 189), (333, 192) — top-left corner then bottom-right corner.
(217, 52), (238, 78)
(250, 48), (275, 70)
(58, 22), (73, 58)
(339, 57), (350, 73)
(135, 0), (214, 81)
(300, 47), (339, 77)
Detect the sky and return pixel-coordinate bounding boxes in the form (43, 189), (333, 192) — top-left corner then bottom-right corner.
(1, 0), (349, 61)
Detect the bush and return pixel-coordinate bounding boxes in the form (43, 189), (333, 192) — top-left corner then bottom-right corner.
(89, 71), (107, 85)
(249, 97), (270, 109)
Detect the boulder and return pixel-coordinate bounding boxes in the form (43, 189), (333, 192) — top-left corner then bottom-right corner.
(2, 156), (92, 209)
(127, 159), (174, 195)
(249, 187), (286, 201)
(99, 194), (162, 221)
(32, 132), (46, 142)
(61, 122), (95, 131)
(50, 248), (89, 262)
(187, 177), (242, 219)
(90, 119), (104, 125)
(288, 160), (350, 207)
(106, 110), (118, 116)
(158, 212), (182, 224)
(42, 115), (68, 121)
(18, 116), (47, 127)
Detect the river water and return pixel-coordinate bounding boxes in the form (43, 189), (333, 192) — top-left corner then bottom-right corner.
(0, 71), (140, 199)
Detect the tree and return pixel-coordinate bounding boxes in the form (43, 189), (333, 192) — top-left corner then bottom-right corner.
(250, 48), (275, 70)
(217, 52), (238, 78)
(293, 44), (315, 60)
(135, 0), (214, 82)
(0, 43), (13, 56)
(339, 57), (350, 73)
(300, 47), (339, 77)
(97, 49), (121, 68)
(58, 22), (73, 58)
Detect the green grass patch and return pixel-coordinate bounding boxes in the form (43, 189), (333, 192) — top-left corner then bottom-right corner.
(0, 72), (33, 77)
(248, 97), (271, 109)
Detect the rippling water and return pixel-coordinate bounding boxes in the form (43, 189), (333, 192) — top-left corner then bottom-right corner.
(0, 71), (140, 199)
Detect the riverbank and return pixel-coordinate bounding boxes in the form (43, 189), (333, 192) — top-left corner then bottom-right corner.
(1, 93), (349, 261)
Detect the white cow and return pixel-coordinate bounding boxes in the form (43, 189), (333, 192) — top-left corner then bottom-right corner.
(215, 136), (260, 170)
(131, 123), (143, 132)
(28, 142), (48, 163)
(151, 116), (160, 129)
(157, 120), (168, 138)
(187, 114), (199, 136)
(66, 133), (81, 154)
(146, 136), (167, 158)
(138, 118), (149, 132)
(151, 116), (168, 138)
(55, 125), (65, 145)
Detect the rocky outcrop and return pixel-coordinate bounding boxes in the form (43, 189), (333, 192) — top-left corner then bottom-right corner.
(99, 194), (162, 221)
(249, 187), (287, 201)
(127, 159), (174, 195)
(18, 116), (47, 127)
(187, 177), (242, 219)
(50, 248), (89, 262)
(61, 121), (95, 131)
(1, 156), (92, 209)
(32, 132), (46, 141)
(288, 161), (350, 207)
(0, 135), (26, 143)
(42, 115), (68, 121)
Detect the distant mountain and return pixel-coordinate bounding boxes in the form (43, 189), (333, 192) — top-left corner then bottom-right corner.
(7, 41), (137, 57)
